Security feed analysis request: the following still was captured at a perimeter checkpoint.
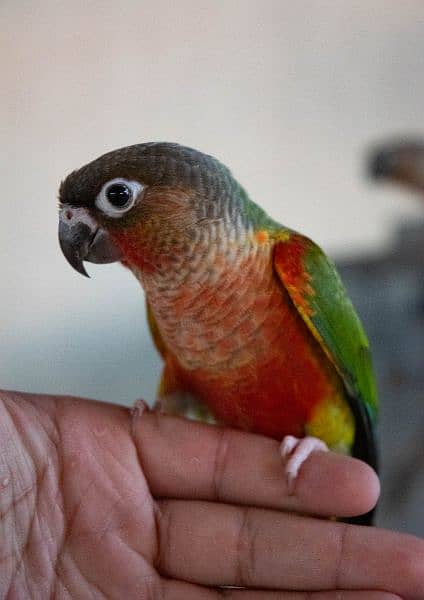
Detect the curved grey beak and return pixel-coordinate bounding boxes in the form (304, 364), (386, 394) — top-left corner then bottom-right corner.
(58, 207), (122, 277)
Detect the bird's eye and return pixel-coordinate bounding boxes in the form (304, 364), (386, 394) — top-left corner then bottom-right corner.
(106, 183), (131, 207)
(95, 178), (145, 218)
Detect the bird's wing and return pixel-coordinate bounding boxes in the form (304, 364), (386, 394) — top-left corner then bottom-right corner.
(272, 230), (378, 468)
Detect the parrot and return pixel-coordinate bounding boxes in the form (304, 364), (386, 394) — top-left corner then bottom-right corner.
(369, 137), (424, 198)
(58, 142), (378, 524)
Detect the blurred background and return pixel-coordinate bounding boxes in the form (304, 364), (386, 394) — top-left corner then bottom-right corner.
(1, 1), (423, 534)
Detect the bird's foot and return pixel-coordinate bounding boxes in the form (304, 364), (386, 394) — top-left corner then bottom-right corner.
(130, 398), (150, 433)
(280, 435), (328, 495)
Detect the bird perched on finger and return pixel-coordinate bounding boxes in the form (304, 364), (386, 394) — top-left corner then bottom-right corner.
(368, 137), (424, 198)
(58, 142), (378, 523)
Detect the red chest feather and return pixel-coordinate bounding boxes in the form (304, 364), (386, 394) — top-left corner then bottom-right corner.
(170, 287), (341, 440)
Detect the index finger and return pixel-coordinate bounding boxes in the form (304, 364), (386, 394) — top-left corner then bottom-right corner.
(133, 411), (379, 518)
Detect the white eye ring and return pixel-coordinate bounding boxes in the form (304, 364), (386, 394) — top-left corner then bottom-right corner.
(95, 178), (145, 218)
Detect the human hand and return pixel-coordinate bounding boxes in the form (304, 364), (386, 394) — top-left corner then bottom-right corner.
(0, 390), (422, 599)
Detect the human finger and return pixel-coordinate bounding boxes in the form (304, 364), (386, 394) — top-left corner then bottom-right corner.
(156, 499), (424, 598)
(134, 411), (379, 518)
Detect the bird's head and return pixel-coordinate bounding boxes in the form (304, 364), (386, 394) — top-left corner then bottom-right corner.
(58, 142), (244, 277)
(368, 138), (424, 194)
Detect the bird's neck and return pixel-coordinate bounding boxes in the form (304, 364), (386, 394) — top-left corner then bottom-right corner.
(133, 219), (279, 371)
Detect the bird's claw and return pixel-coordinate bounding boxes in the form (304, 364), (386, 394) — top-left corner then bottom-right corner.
(130, 398), (150, 433)
(280, 435), (328, 495)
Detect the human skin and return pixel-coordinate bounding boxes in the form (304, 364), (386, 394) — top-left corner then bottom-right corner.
(0, 390), (422, 599)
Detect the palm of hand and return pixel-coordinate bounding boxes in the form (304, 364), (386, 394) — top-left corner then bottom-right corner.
(1, 394), (159, 597)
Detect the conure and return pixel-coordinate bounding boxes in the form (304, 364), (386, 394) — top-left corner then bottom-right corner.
(58, 142), (378, 522)
(369, 137), (424, 198)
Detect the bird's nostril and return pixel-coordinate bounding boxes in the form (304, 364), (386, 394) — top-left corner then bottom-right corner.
(65, 210), (73, 221)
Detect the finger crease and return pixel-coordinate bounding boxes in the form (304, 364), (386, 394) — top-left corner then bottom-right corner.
(235, 507), (256, 587)
(212, 428), (231, 501)
(154, 501), (170, 575)
(334, 522), (349, 590)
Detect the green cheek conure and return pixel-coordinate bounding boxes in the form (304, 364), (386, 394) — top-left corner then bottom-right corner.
(58, 142), (378, 524)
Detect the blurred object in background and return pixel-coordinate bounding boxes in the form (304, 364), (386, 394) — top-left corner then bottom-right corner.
(338, 221), (424, 536)
(344, 138), (424, 534)
(369, 136), (424, 197)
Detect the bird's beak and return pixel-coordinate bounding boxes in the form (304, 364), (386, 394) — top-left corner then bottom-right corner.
(58, 207), (122, 277)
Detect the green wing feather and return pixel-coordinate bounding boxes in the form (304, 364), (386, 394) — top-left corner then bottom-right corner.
(273, 230), (378, 468)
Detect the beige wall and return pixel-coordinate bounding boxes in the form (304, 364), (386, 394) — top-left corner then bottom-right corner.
(1, 1), (424, 400)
